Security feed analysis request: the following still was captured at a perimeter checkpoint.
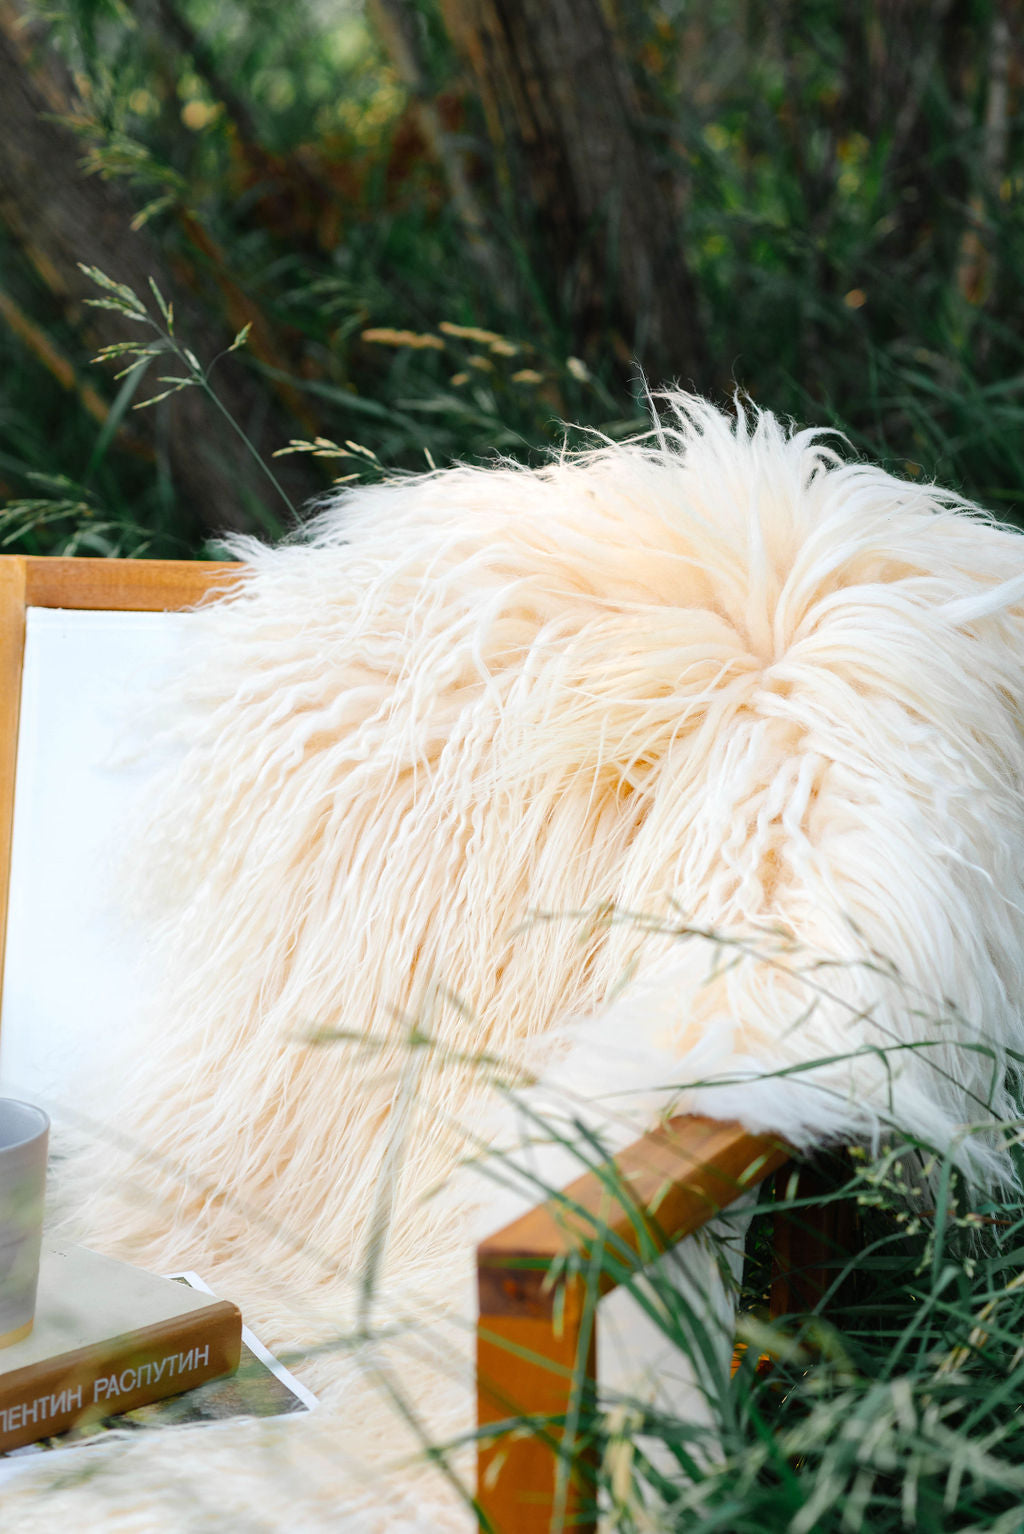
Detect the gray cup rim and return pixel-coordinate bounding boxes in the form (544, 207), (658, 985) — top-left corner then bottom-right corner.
(0, 1098), (50, 1153)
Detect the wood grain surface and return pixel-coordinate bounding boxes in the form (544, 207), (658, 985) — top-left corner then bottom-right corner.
(23, 556), (242, 610)
(476, 1115), (790, 1530)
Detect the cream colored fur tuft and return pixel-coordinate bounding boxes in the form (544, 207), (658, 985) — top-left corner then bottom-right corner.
(18, 392), (1024, 1528)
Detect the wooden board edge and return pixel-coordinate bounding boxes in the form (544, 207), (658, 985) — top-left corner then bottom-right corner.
(476, 1289), (597, 1534)
(23, 557), (243, 611)
(0, 558), (27, 1018)
(478, 1115), (790, 1316)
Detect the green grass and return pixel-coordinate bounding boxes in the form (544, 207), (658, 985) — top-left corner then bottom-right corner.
(455, 1102), (1024, 1533)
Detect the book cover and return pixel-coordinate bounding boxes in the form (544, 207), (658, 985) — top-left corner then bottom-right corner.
(0, 1273), (317, 1478)
(0, 1243), (242, 1452)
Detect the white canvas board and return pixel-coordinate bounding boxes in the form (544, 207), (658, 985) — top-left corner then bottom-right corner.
(0, 607), (194, 1113)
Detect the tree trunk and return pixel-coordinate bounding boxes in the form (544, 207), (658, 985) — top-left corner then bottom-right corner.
(370, 0), (513, 293)
(438, 0), (710, 391)
(0, 18), (317, 539)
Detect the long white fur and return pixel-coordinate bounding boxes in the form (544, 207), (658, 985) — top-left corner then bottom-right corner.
(15, 392), (1024, 1527)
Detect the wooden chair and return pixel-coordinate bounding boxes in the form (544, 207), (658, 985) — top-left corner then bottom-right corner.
(0, 555), (809, 1533)
(475, 1114), (792, 1532)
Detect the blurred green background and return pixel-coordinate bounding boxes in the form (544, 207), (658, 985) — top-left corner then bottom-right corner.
(0, 0), (1021, 556)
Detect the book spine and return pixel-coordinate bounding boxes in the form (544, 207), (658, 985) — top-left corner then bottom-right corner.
(0, 1301), (242, 1451)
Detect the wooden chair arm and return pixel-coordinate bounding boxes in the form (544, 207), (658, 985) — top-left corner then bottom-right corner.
(475, 1114), (790, 1533)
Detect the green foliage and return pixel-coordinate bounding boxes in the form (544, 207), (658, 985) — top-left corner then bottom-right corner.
(4, 0), (1024, 556)
(80, 263), (293, 510)
(675, 1147), (1024, 1533)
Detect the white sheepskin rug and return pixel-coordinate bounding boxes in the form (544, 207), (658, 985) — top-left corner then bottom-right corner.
(6, 393), (1024, 1529)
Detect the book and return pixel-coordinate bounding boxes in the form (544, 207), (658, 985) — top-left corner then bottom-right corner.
(0, 1271), (317, 1480)
(0, 1243), (242, 1452)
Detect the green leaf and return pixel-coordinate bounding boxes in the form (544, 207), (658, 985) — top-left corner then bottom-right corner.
(147, 278), (174, 330)
(133, 381), (190, 408)
(131, 195), (177, 232)
(85, 360), (153, 480)
(227, 322), (252, 354)
(83, 299), (151, 323)
(77, 264), (147, 316)
(112, 356), (158, 380)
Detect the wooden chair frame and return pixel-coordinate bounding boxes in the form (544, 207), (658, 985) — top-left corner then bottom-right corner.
(475, 1115), (790, 1532)
(0, 555), (800, 1534)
